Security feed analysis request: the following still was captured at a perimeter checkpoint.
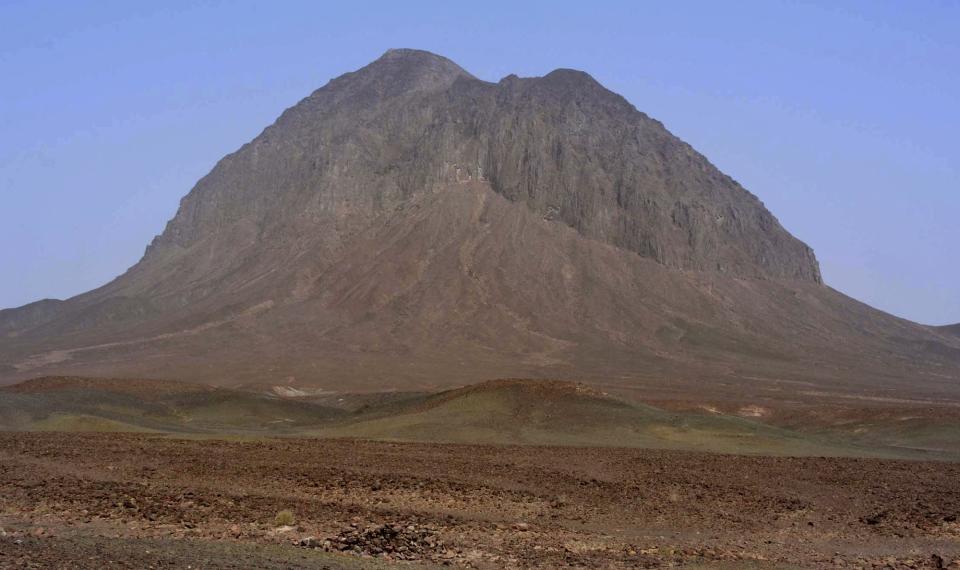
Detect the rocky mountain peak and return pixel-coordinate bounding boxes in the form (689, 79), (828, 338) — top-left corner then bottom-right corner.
(346, 48), (475, 97)
(103, 51), (828, 289)
(541, 68), (603, 89)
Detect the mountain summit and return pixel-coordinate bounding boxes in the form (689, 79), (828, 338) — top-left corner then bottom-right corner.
(146, 47), (820, 285)
(1, 50), (957, 400)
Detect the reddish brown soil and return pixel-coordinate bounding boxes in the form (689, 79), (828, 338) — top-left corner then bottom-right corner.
(1, 433), (959, 569)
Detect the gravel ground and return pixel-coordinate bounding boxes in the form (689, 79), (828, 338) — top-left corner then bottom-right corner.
(1, 433), (958, 568)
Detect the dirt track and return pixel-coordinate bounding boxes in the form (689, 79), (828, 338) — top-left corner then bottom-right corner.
(1, 433), (959, 568)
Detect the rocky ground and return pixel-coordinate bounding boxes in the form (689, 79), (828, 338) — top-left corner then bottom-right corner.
(1, 433), (959, 568)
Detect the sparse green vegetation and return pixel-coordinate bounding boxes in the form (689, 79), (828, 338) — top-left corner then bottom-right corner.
(3, 377), (959, 460)
(273, 509), (295, 527)
(31, 413), (157, 433)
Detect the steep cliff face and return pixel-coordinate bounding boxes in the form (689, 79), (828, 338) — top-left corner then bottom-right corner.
(1, 50), (956, 400)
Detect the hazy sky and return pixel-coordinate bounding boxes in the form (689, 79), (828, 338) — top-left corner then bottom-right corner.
(1, 1), (958, 325)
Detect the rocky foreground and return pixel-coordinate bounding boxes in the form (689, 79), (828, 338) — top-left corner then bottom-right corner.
(0, 433), (959, 568)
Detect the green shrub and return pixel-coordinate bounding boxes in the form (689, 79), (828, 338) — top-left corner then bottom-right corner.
(273, 509), (295, 527)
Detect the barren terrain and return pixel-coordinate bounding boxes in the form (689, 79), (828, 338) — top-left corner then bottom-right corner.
(2, 49), (958, 569)
(1, 433), (959, 569)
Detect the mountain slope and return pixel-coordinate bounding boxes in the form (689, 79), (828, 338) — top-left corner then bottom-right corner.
(1, 50), (957, 402)
(939, 324), (960, 338)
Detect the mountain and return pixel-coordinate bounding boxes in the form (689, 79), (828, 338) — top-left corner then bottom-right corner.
(1, 49), (958, 402)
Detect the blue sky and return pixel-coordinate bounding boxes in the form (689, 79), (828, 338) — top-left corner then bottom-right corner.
(1, 0), (957, 325)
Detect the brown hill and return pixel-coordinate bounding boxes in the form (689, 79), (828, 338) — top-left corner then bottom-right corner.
(6, 376), (942, 458)
(1, 49), (958, 402)
(306, 378), (903, 456)
(939, 324), (960, 338)
(0, 376), (344, 433)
